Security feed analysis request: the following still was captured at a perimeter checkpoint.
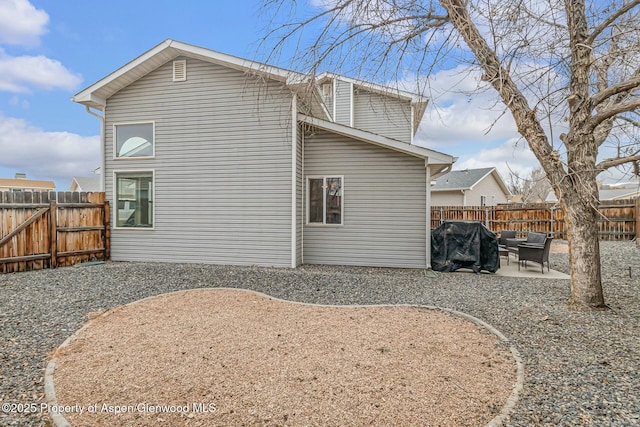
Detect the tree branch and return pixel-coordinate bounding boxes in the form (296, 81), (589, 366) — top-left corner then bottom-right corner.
(439, 0), (564, 186)
(589, 98), (640, 130)
(618, 115), (640, 128)
(590, 75), (640, 107)
(596, 153), (640, 171)
(586, 0), (640, 44)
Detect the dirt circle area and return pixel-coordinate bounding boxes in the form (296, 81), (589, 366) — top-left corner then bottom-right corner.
(49, 289), (516, 427)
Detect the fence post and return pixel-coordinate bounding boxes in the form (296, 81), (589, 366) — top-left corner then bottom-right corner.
(485, 207), (489, 228)
(636, 198), (640, 246)
(104, 200), (110, 260)
(50, 199), (57, 269)
(550, 206), (555, 238)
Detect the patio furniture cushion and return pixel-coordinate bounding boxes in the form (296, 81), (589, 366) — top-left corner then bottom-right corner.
(498, 230), (517, 247)
(518, 235), (553, 273)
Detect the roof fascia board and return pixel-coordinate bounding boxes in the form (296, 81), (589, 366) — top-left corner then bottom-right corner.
(467, 168), (511, 196)
(298, 113), (455, 165)
(169, 40), (300, 82)
(73, 39), (307, 105)
(431, 187), (470, 192)
(73, 39), (173, 104)
(317, 72), (429, 132)
(469, 168), (495, 191)
(491, 168), (512, 196)
(317, 72), (427, 104)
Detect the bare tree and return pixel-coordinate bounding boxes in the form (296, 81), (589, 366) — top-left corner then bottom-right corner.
(509, 167), (553, 203)
(262, 0), (640, 310)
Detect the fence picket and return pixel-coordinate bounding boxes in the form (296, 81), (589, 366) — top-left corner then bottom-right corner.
(431, 201), (637, 240)
(0, 190), (109, 273)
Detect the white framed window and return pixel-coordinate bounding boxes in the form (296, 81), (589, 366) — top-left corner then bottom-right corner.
(307, 176), (343, 225)
(114, 122), (155, 158)
(114, 171), (154, 229)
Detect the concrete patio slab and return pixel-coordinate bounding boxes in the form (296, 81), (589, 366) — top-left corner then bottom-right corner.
(494, 254), (570, 279)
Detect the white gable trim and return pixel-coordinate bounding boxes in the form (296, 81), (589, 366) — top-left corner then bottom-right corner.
(73, 39), (306, 108)
(317, 72), (426, 103)
(468, 168), (511, 196)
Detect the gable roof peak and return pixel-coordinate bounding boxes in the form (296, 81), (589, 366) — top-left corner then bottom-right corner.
(72, 39), (307, 109)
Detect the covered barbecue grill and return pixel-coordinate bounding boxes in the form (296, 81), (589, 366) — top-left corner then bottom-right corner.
(430, 220), (500, 273)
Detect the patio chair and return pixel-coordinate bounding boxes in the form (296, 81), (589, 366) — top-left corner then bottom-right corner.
(498, 230), (517, 248)
(507, 231), (545, 257)
(518, 235), (553, 273)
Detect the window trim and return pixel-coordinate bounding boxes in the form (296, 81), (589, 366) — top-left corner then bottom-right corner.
(306, 175), (344, 226)
(113, 121), (156, 160)
(113, 169), (155, 230)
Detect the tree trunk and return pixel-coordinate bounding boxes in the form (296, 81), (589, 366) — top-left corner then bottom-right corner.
(440, 0), (608, 310)
(563, 200), (607, 310)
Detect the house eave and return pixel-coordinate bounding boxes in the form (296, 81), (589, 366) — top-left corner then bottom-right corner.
(298, 113), (455, 165)
(431, 187), (471, 192)
(315, 73), (429, 135)
(72, 39), (307, 107)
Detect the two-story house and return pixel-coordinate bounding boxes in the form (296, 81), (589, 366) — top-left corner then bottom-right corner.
(72, 39), (455, 269)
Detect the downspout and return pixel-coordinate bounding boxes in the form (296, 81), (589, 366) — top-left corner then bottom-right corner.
(425, 160), (432, 269)
(291, 94), (298, 268)
(84, 106), (105, 191)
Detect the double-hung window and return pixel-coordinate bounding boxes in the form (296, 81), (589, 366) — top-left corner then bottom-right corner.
(115, 171), (154, 228)
(114, 122), (154, 158)
(308, 176), (343, 225)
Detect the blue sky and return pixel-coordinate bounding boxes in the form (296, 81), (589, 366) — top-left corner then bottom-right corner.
(0, 0), (548, 189)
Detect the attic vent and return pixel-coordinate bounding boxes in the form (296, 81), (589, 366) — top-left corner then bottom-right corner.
(322, 83), (332, 98)
(173, 60), (187, 82)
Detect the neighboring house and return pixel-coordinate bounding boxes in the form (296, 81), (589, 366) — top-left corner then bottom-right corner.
(546, 188), (640, 202)
(72, 39), (456, 269)
(0, 173), (55, 192)
(69, 176), (102, 192)
(431, 167), (510, 206)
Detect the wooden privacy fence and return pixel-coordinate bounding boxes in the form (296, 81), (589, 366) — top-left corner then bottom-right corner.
(0, 191), (110, 273)
(431, 198), (640, 240)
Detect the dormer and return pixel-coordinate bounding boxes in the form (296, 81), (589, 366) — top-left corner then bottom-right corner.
(316, 72), (427, 145)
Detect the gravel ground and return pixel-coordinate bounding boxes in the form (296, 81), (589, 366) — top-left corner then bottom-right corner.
(1, 240), (639, 426)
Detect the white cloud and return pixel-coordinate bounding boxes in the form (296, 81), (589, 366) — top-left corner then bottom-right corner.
(0, 114), (99, 185)
(0, 49), (82, 92)
(0, 1), (81, 93)
(0, 0), (48, 46)
(455, 138), (539, 181)
(409, 65), (519, 148)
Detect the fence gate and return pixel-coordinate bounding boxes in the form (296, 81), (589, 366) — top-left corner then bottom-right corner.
(0, 191), (110, 273)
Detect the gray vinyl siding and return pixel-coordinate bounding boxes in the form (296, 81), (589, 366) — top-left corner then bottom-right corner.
(334, 79), (351, 125)
(104, 57), (294, 266)
(353, 89), (412, 143)
(303, 130), (426, 268)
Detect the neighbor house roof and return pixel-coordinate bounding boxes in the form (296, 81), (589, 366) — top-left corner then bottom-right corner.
(317, 72), (428, 134)
(69, 176), (101, 192)
(0, 178), (55, 191)
(298, 114), (456, 172)
(431, 167), (510, 195)
(547, 188), (640, 202)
